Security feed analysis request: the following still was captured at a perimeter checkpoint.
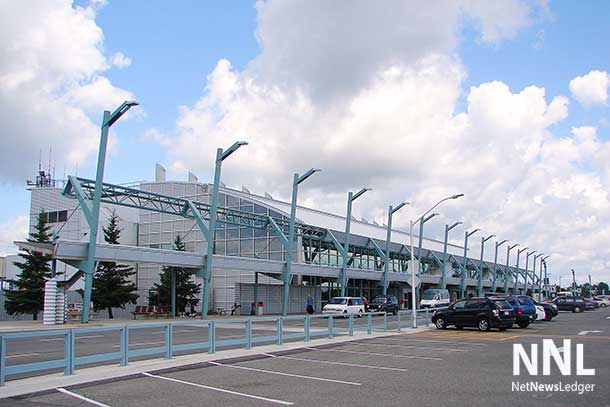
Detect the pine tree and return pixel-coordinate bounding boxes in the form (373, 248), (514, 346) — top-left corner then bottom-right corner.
(92, 213), (138, 318)
(149, 235), (201, 314)
(4, 211), (53, 320)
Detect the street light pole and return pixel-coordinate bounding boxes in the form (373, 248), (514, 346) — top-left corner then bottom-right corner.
(382, 201), (409, 295)
(514, 247), (528, 294)
(539, 255), (550, 301)
(504, 243), (518, 293)
(491, 240), (508, 292)
(524, 251), (536, 295)
(460, 228), (479, 298)
(477, 234), (495, 296)
(571, 269), (577, 295)
(82, 101), (139, 323)
(532, 253), (544, 298)
(283, 168), (320, 315)
(410, 193), (464, 328)
(202, 141), (248, 318)
(340, 187), (370, 296)
(417, 213), (439, 274)
(440, 222), (462, 289)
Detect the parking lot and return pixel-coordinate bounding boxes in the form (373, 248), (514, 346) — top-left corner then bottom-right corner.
(3, 307), (608, 407)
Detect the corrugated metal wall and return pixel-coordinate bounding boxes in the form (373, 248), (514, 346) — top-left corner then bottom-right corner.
(236, 283), (322, 315)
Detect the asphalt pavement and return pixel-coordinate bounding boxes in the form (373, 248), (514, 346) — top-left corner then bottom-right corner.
(2, 307), (608, 406)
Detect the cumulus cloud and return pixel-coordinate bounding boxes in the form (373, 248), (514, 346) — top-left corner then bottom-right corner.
(110, 52), (132, 69)
(0, 216), (28, 256)
(153, 0), (610, 282)
(0, 0), (136, 184)
(569, 70), (610, 107)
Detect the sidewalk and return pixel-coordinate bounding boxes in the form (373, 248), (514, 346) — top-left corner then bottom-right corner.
(0, 324), (433, 399)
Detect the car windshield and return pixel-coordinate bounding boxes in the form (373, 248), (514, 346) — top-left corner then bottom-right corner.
(371, 297), (386, 304)
(328, 298), (347, 305)
(422, 290), (439, 300)
(493, 300), (512, 309)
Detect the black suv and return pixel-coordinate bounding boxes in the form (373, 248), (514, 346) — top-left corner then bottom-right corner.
(552, 295), (589, 312)
(431, 297), (515, 332)
(368, 296), (399, 315)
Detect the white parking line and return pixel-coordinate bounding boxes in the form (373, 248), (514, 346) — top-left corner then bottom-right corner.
(304, 346), (442, 361)
(208, 361), (360, 386)
(260, 353), (409, 372)
(57, 388), (111, 407)
(379, 337), (488, 346)
(346, 342), (466, 352)
(141, 372), (293, 405)
(6, 352), (41, 359)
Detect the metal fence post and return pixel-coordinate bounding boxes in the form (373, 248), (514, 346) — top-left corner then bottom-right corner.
(209, 321), (216, 354)
(425, 308), (429, 324)
(120, 326), (128, 366)
(277, 318), (283, 345)
(165, 323), (173, 359)
(64, 330), (75, 376)
(328, 315), (334, 339)
(304, 316), (310, 342)
(383, 312), (388, 332)
(348, 314), (354, 336)
(245, 319), (252, 350)
(367, 313), (372, 334)
(397, 311), (401, 332)
(0, 336), (6, 386)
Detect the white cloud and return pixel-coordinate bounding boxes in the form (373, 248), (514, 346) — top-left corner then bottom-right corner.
(0, 216), (28, 256)
(110, 52), (132, 69)
(0, 0), (136, 184)
(569, 70), (610, 107)
(156, 1), (610, 283)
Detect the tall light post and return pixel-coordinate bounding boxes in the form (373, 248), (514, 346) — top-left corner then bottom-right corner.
(539, 255), (550, 301)
(202, 141), (248, 318)
(504, 243), (518, 293)
(82, 101), (139, 323)
(460, 228), (479, 298)
(514, 247), (528, 294)
(571, 269), (576, 295)
(340, 187), (370, 296)
(283, 168), (320, 315)
(417, 213), (439, 273)
(440, 221), (462, 289)
(532, 253), (544, 298)
(524, 250), (536, 295)
(476, 234), (495, 296)
(382, 201), (410, 295)
(410, 193), (464, 327)
(491, 239), (508, 292)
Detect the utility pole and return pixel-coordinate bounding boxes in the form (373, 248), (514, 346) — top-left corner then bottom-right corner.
(571, 269), (576, 296)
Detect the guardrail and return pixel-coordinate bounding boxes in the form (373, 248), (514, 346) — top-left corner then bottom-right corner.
(0, 309), (437, 386)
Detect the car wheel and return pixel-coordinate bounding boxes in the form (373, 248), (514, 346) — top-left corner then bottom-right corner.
(573, 306), (581, 313)
(435, 317), (446, 329)
(499, 326), (508, 331)
(393, 308), (397, 315)
(477, 318), (490, 332)
(358, 309), (363, 318)
(545, 315), (553, 321)
(517, 321), (529, 328)
(601, 303), (607, 308)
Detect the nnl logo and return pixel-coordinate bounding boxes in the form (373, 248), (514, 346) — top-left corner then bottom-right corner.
(513, 339), (595, 376)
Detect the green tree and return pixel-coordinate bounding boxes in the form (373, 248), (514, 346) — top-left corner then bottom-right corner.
(92, 213), (138, 318)
(4, 211), (53, 320)
(598, 282), (609, 295)
(148, 235), (201, 314)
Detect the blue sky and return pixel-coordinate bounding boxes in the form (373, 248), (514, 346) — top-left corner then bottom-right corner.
(1, 1), (610, 283)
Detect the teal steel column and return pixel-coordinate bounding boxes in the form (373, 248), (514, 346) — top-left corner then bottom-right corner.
(340, 188), (369, 296)
(82, 101), (138, 323)
(524, 250), (536, 294)
(532, 253), (543, 295)
(284, 168), (319, 315)
(382, 202), (408, 295)
(460, 229), (479, 298)
(171, 270), (176, 318)
(202, 141), (247, 318)
(416, 213), (438, 275)
(504, 243), (518, 293)
(539, 255), (550, 301)
(491, 240), (507, 292)
(477, 234), (495, 296)
(440, 222), (461, 289)
(514, 247), (528, 294)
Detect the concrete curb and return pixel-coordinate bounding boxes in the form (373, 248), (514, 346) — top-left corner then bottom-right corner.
(0, 325), (433, 399)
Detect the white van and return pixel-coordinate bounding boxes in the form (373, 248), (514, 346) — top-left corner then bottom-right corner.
(322, 297), (365, 315)
(420, 289), (450, 308)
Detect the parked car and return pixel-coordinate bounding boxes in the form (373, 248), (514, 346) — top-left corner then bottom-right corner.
(368, 295), (399, 314)
(551, 295), (589, 312)
(322, 297), (365, 316)
(583, 297), (598, 309)
(503, 295), (537, 328)
(431, 297), (515, 332)
(592, 296), (610, 307)
(531, 298), (558, 321)
(420, 289), (451, 308)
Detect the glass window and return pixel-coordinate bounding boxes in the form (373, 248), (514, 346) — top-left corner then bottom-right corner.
(226, 240), (239, 255)
(240, 239), (254, 254)
(269, 251), (283, 261)
(217, 193), (227, 207)
(48, 211), (58, 223)
(227, 195), (240, 207)
(254, 238), (268, 253)
(226, 228), (239, 239)
(214, 229), (226, 240)
(240, 227), (254, 239)
(465, 300), (481, 309)
(453, 300), (466, 310)
(214, 241), (226, 255)
(254, 227), (267, 238)
(58, 210), (68, 222)
(254, 204), (267, 214)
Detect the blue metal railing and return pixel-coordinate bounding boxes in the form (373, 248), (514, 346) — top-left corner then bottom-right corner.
(0, 310), (434, 386)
